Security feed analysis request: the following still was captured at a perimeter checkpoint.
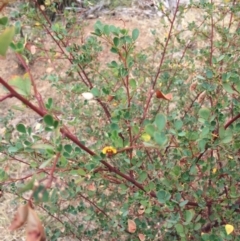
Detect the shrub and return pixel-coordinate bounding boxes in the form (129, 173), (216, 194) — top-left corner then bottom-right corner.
(0, 0), (240, 240)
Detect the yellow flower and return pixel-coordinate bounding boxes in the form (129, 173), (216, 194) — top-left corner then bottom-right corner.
(102, 146), (117, 156)
(44, 0), (51, 6)
(212, 168), (217, 174)
(34, 22), (42, 27)
(141, 133), (151, 142)
(225, 224), (234, 235)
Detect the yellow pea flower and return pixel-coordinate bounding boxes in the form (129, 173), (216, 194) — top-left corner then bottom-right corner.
(225, 224), (234, 235)
(102, 146), (117, 156)
(212, 168), (217, 174)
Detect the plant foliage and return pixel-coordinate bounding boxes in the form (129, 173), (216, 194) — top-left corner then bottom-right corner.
(0, 0), (240, 240)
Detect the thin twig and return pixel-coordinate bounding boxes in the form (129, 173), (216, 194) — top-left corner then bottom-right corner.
(15, 53), (46, 111)
(46, 152), (61, 188)
(0, 93), (13, 101)
(224, 112), (240, 129)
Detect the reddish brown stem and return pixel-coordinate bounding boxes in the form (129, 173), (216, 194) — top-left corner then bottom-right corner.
(46, 152), (61, 188)
(0, 93), (13, 101)
(0, 75), (205, 208)
(152, 0), (180, 89)
(0, 77), (47, 116)
(228, 0), (237, 29)
(15, 53), (46, 111)
(0, 76), (154, 197)
(39, 205), (82, 241)
(0, 3), (7, 12)
(39, 19), (111, 120)
(224, 112), (240, 129)
(141, 0), (180, 122)
(209, 0), (214, 66)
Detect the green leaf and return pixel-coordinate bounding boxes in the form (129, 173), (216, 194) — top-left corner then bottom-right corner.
(39, 159), (52, 169)
(45, 126), (53, 132)
(53, 120), (59, 129)
(198, 108), (210, 120)
(200, 126), (210, 137)
(219, 127), (233, 143)
(143, 142), (155, 147)
(194, 223), (202, 230)
(178, 131), (186, 137)
(14, 21), (22, 35)
(222, 72), (231, 82)
(113, 37), (119, 47)
(110, 123), (119, 131)
(208, 234), (223, 241)
(57, 144), (63, 152)
(59, 156), (68, 167)
(179, 200), (189, 207)
(190, 164), (197, 175)
(138, 171), (148, 182)
(184, 209), (195, 223)
(0, 26), (15, 56)
(120, 29), (128, 35)
(64, 144), (72, 153)
(236, 81), (240, 92)
(0, 169), (8, 181)
(206, 69), (213, 79)
(118, 67), (128, 77)
(201, 234), (210, 240)
(77, 168), (87, 176)
(31, 143), (54, 151)
(222, 131), (233, 144)
(108, 60), (118, 68)
(109, 25), (120, 36)
(154, 132), (167, 146)
(103, 25), (110, 35)
(157, 190), (171, 203)
(111, 46), (118, 54)
(174, 120), (183, 130)
(222, 82), (234, 94)
(175, 224), (185, 237)
(91, 87), (100, 97)
(217, 54), (225, 62)
(8, 146), (19, 153)
(120, 36), (132, 44)
(8, 73), (31, 97)
(219, 127), (225, 139)
(132, 28), (139, 41)
(197, 75), (205, 80)
(70, 168), (86, 176)
(94, 20), (103, 33)
(43, 114), (54, 126)
(129, 79), (136, 88)
(127, 59), (133, 68)
(18, 179), (35, 194)
(167, 212), (180, 224)
(173, 193), (181, 202)
(33, 185), (49, 202)
(197, 139), (207, 152)
(155, 113), (166, 131)
(46, 97), (53, 109)
(16, 123), (26, 133)
(144, 124), (155, 137)
(0, 17), (8, 26)
(111, 130), (124, 148)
